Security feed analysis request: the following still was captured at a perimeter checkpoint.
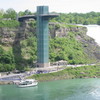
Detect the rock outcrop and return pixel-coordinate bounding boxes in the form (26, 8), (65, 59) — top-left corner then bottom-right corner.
(0, 20), (100, 63)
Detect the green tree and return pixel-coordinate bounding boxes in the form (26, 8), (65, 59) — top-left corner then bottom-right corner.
(24, 9), (32, 15)
(3, 8), (17, 19)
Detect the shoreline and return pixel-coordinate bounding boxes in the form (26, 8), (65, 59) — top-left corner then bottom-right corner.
(0, 65), (100, 84)
(0, 81), (14, 85)
(0, 77), (100, 85)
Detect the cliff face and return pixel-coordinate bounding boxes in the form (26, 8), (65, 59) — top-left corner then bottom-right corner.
(0, 20), (36, 46)
(76, 34), (100, 60)
(49, 23), (87, 38)
(0, 20), (100, 64)
(49, 23), (100, 62)
(0, 27), (17, 45)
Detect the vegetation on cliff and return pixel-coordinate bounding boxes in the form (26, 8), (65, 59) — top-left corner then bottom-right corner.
(0, 8), (100, 72)
(0, 20), (19, 28)
(50, 36), (90, 64)
(0, 46), (15, 71)
(0, 22), (99, 72)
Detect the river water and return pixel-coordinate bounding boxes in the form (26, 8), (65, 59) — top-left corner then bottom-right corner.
(0, 78), (100, 100)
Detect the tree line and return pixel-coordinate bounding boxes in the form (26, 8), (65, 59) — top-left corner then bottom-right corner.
(0, 8), (33, 20)
(53, 12), (100, 25)
(0, 8), (100, 25)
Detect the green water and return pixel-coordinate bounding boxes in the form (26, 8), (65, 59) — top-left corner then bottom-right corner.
(0, 78), (100, 100)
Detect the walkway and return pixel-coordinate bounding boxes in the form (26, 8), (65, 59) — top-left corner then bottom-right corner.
(0, 64), (95, 82)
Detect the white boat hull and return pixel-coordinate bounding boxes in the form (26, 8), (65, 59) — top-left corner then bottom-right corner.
(17, 79), (38, 88)
(18, 82), (38, 88)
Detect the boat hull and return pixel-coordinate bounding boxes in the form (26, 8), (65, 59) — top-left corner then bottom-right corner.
(18, 82), (38, 88)
(17, 79), (38, 88)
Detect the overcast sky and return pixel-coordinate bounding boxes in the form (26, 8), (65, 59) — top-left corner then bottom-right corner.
(0, 0), (100, 13)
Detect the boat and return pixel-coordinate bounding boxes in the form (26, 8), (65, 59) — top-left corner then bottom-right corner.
(17, 79), (38, 88)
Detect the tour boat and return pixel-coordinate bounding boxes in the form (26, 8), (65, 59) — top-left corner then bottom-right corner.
(17, 79), (38, 88)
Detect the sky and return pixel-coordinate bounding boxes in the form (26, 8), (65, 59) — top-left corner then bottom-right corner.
(0, 0), (100, 13)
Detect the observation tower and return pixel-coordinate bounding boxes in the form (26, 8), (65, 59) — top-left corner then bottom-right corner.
(18, 6), (58, 67)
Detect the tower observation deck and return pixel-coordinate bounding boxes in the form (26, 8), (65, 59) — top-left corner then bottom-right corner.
(18, 6), (58, 67)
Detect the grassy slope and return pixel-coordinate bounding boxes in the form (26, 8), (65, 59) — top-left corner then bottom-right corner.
(29, 65), (100, 82)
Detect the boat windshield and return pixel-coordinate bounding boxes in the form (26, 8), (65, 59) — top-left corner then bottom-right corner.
(19, 81), (32, 85)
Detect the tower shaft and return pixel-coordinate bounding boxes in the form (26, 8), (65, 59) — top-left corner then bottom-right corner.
(37, 6), (49, 67)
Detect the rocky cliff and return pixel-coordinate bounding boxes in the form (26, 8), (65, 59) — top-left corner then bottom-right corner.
(49, 23), (100, 62)
(0, 20), (100, 68)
